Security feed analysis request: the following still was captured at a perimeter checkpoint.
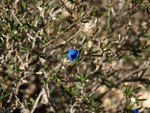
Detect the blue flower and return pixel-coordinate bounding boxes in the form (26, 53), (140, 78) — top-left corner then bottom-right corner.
(132, 109), (139, 113)
(67, 48), (79, 61)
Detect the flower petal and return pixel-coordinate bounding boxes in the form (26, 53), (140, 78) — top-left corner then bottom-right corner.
(67, 53), (71, 59)
(67, 53), (74, 61)
(69, 48), (75, 54)
(71, 58), (75, 61)
(132, 109), (139, 113)
(74, 50), (79, 59)
(68, 48), (79, 61)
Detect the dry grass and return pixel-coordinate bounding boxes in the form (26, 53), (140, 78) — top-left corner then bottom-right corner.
(0, 0), (150, 113)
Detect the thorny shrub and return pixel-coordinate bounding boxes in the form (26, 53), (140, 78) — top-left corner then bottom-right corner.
(0, 0), (150, 113)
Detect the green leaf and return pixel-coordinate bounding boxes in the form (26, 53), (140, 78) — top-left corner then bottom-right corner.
(132, 87), (141, 92)
(5, 65), (13, 70)
(11, 56), (15, 63)
(88, 92), (99, 101)
(69, 0), (77, 3)
(75, 74), (81, 79)
(39, 67), (45, 72)
(52, 65), (55, 73)
(144, 33), (150, 38)
(0, 93), (10, 101)
(82, 94), (88, 103)
(47, 19), (51, 27)
(78, 7), (83, 19)
(137, 99), (147, 101)
(10, 71), (16, 76)
(29, 98), (35, 105)
(71, 87), (79, 95)
(48, 76), (54, 80)
(80, 19), (89, 23)
(23, 1), (27, 10)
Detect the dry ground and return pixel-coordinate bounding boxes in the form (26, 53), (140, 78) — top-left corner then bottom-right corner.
(0, 0), (150, 113)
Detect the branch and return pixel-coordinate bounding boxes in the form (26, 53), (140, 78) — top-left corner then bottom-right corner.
(30, 88), (45, 113)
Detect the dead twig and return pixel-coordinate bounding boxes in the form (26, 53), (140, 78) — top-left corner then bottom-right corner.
(13, 90), (25, 108)
(30, 87), (45, 113)
(11, 10), (23, 26)
(60, 0), (73, 15)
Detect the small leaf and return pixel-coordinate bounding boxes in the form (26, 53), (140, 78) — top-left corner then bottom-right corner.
(5, 65), (13, 70)
(138, 99), (147, 101)
(132, 87), (141, 92)
(78, 7), (83, 19)
(48, 76), (54, 80)
(39, 67), (45, 72)
(47, 19), (51, 27)
(75, 74), (81, 79)
(0, 93), (10, 101)
(69, 0), (77, 3)
(11, 56), (15, 63)
(30, 98), (35, 105)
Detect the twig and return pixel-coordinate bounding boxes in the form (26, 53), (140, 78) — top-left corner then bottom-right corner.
(60, 0), (72, 15)
(30, 88), (45, 113)
(42, 5), (94, 49)
(27, 33), (36, 48)
(42, 22), (77, 48)
(52, 28), (81, 49)
(115, 68), (147, 86)
(17, 54), (25, 70)
(83, 17), (97, 31)
(13, 90), (25, 108)
(11, 10), (23, 26)
(139, 66), (149, 78)
(43, 71), (50, 98)
(70, 101), (78, 113)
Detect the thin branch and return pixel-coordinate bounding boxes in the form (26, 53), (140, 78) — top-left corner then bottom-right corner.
(30, 88), (45, 113)
(13, 90), (25, 108)
(11, 10), (23, 26)
(70, 101), (78, 113)
(60, 0), (72, 15)
(42, 22), (77, 48)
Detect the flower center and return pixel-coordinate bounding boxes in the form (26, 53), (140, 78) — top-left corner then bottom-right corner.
(71, 54), (76, 59)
